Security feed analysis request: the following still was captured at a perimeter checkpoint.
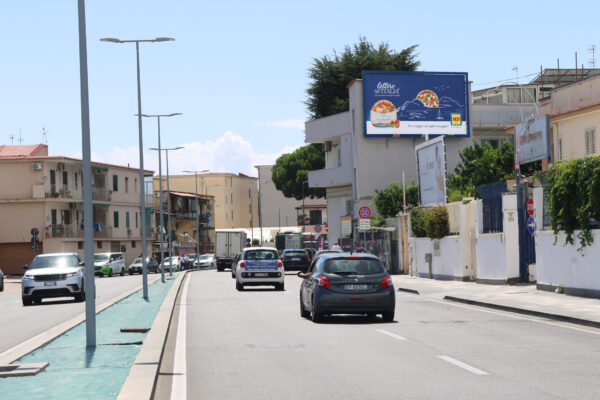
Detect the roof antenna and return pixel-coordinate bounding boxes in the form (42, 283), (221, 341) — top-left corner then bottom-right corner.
(18, 129), (23, 145)
(589, 44), (596, 69)
(512, 66), (519, 84)
(42, 127), (48, 145)
(9, 134), (15, 145)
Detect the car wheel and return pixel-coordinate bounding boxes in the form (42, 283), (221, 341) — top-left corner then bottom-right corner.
(300, 293), (310, 318)
(120, 267), (125, 276)
(311, 295), (322, 323)
(75, 290), (85, 302)
(231, 270), (235, 278)
(217, 266), (224, 272)
(275, 282), (284, 291)
(236, 280), (244, 291)
(22, 296), (33, 306)
(33, 298), (42, 305)
(382, 310), (395, 322)
(108, 268), (113, 277)
(367, 313), (378, 321)
(0, 278), (4, 292)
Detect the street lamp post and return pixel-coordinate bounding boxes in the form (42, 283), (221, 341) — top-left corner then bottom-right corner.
(100, 36), (174, 299)
(183, 170), (209, 263)
(150, 146), (183, 276)
(302, 180), (308, 232)
(140, 113), (181, 283)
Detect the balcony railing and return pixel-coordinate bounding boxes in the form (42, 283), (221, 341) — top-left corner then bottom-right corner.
(46, 224), (112, 239)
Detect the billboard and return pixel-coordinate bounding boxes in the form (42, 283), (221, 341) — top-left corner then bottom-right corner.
(416, 136), (447, 206)
(515, 115), (551, 164)
(362, 71), (469, 137)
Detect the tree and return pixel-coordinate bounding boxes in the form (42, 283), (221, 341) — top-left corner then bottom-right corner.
(305, 37), (420, 120)
(271, 144), (326, 200)
(447, 141), (541, 199)
(372, 181), (419, 219)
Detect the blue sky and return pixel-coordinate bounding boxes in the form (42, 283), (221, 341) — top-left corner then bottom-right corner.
(0, 1), (597, 176)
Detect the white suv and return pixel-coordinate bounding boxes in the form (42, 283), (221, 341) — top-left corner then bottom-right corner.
(21, 253), (85, 305)
(235, 247), (284, 291)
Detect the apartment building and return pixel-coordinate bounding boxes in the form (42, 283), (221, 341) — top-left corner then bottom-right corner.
(153, 173), (258, 230)
(0, 144), (154, 274)
(153, 190), (215, 256)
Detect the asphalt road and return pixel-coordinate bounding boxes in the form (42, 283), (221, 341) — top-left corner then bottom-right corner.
(0, 272), (162, 356)
(157, 269), (600, 400)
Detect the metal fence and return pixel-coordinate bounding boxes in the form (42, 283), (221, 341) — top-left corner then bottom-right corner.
(477, 181), (509, 233)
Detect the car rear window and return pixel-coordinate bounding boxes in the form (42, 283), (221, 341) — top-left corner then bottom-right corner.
(284, 250), (305, 256)
(323, 258), (385, 275)
(244, 250), (279, 260)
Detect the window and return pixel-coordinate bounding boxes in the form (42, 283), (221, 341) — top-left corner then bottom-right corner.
(231, 193), (233, 204)
(51, 209), (57, 225)
(309, 210), (322, 225)
(135, 212), (138, 228)
(126, 212), (130, 228)
(585, 128), (596, 155)
(63, 171), (68, 187)
(75, 173), (78, 190)
(61, 210), (72, 225)
(113, 175), (118, 191)
(114, 211), (119, 228)
(135, 178), (138, 192)
(125, 177), (129, 193)
(78, 241), (83, 250)
(97, 241), (103, 249)
(248, 189), (251, 198)
(132, 241), (136, 248)
(231, 210), (234, 221)
(337, 147), (342, 167)
(558, 137), (563, 161)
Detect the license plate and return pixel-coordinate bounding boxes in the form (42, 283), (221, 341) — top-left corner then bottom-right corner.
(292, 258), (300, 261)
(344, 284), (368, 291)
(254, 273), (268, 277)
(44, 282), (57, 287)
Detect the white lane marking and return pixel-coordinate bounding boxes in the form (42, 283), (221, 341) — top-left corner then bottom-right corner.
(376, 329), (407, 341)
(438, 355), (489, 375)
(421, 297), (600, 336)
(170, 273), (190, 400)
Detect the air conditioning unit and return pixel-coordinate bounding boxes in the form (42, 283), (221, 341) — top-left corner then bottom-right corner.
(32, 163), (43, 171)
(322, 141), (332, 152)
(57, 163), (65, 171)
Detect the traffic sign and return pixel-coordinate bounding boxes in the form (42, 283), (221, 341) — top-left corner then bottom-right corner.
(527, 216), (536, 235)
(359, 218), (371, 231)
(527, 198), (534, 216)
(314, 224), (322, 233)
(358, 206), (372, 219)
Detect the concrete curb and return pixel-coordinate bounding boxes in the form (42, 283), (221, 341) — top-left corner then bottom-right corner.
(443, 296), (600, 329)
(0, 276), (161, 365)
(117, 270), (189, 400)
(397, 287), (420, 295)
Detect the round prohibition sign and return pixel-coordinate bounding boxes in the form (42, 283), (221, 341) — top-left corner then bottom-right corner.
(314, 224), (322, 233)
(359, 206), (372, 219)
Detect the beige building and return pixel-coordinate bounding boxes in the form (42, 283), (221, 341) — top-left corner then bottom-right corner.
(0, 144), (153, 274)
(539, 74), (600, 161)
(153, 173), (258, 230)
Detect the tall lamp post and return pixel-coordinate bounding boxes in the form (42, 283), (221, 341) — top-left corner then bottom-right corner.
(150, 146), (183, 276)
(183, 169), (209, 261)
(141, 113), (181, 283)
(302, 180), (309, 232)
(100, 36), (174, 299)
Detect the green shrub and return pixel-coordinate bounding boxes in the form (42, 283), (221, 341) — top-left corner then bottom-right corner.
(545, 155), (600, 250)
(424, 206), (450, 239)
(410, 208), (426, 237)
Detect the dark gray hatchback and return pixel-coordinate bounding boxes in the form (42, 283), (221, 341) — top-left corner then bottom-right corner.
(299, 253), (395, 322)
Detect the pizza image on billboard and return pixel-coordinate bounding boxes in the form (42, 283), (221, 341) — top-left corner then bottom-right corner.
(362, 71), (469, 137)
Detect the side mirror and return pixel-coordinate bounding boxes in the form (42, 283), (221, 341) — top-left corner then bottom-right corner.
(80, 262), (85, 267)
(23, 265), (29, 270)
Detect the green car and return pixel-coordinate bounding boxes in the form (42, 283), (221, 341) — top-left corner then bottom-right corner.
(94, 253), (126, 277)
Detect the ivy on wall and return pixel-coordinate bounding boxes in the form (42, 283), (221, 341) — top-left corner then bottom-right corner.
(545, 156), (600, 250)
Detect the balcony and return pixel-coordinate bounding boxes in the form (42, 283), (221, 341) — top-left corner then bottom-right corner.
(305, 111), (351, 143)
(46, 224), (112, 239)
(308, 166), (352, 189)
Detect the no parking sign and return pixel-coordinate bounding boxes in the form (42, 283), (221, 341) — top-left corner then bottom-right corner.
(359, 206), (372, 219)
(314, 224), (322, 233)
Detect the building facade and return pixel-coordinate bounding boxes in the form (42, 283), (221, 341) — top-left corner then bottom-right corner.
(153, 173), (258, 230)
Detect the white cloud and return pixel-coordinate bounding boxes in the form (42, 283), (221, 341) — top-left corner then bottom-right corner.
(253, 119), (305, 131)
(68, 131), (301, 177)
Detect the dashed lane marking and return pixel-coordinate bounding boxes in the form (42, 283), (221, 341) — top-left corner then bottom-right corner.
(376, 329), (407, 341)
(438, 355), (489, 375)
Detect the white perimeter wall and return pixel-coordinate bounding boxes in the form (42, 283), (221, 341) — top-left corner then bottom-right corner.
(536, 230), (600, 293)
(475, 233), (506, 280)
(409, 236), (468, 279)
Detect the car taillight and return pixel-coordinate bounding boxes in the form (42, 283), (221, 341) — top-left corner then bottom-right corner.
(381, 276), (392, 289)
(301, 256), (308, 260)
(239, 261), (246, 268)
(283, 256), (291, 260)
(315, 276), (330, 289)
(277, 261), (283, 268)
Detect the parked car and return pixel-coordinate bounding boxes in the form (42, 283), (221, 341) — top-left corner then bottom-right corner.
(21, 252), (85, 305)
(160, 256), (182, 272)
(94, 252), (126, 277)
(281, 249), (311, 272)
(0, 268), (4, 292)
(299, 253), (395, 323)
(235, 247), (284, 291)
(194, 254), (216, 269)
(128, 257), (160, 274)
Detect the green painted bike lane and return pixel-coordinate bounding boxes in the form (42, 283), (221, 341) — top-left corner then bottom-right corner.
(0, 274), (178, 399)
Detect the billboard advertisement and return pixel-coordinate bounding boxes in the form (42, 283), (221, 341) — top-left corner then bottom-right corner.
(416, 136), (446, 206)
(515, 115), (551, 164)
(362, 71), (469, 137)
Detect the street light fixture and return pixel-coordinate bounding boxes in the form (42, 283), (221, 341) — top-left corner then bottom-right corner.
(150, 146), (184, 276)
(101, 35), (174, 299)
(141, 113), (182, 283)
(182, 169), (209, 260)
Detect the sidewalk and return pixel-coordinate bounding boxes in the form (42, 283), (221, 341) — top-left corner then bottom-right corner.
(392, 275), (600, 328)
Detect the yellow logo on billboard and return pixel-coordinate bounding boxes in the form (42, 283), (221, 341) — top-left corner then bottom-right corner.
(451, 113), (462, 126)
